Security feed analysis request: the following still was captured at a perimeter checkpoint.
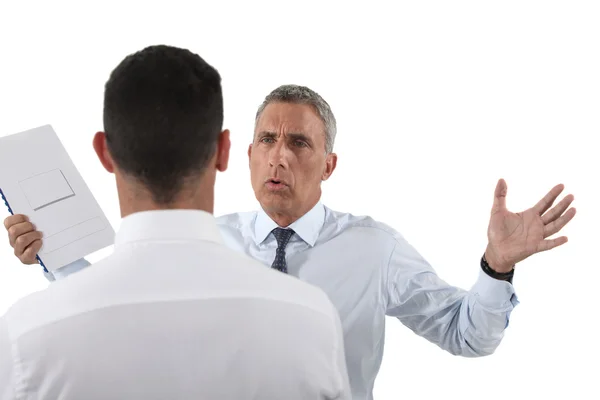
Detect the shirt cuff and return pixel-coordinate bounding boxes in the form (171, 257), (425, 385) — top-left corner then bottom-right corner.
(472, 268), (519, 311)
(48, 258), (92, 281)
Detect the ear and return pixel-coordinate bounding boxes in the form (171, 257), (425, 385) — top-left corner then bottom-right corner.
(322, 153), (337, 181)
(215, 129), (231, 172)
(247, 143), (253, 168)
(93, 132), (115, 173)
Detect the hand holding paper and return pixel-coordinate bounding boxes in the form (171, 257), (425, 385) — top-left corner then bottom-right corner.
(3, 214), (43, 264)
(0, 125), (114, 271)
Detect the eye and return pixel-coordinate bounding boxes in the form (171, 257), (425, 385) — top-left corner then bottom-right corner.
(260, 137), (275, 144)
(294, 140), (308, 148)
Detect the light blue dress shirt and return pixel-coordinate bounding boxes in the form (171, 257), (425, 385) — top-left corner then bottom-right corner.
(45, 202), (519, 400)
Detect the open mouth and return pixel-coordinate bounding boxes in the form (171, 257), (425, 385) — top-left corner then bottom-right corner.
(266, 179), (287, 190)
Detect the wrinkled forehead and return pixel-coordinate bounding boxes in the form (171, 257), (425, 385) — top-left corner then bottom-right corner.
(255, 102), (326, 138)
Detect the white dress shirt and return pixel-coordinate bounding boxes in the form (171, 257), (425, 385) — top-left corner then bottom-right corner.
(0, 210), (351, 400)
(41, 202), (519, 400)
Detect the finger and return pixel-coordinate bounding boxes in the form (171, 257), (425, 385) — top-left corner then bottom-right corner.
(544, 208), (576, 238)
(21, 239), (42, 264)
(13, 231), (43, 257)
(7, 221), (36, 247)
(533, 184), (565, 215)
(3, 214), (28, 230)
(491, 179), (508, 213)
(541, 194), (574, 225)
(536, 236), (568, 253)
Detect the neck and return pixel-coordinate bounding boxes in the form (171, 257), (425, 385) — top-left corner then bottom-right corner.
(116, 173), (215, 218)
(263, 197), (319, 227)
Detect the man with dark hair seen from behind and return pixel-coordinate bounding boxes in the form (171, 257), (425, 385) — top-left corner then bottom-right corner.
(0, 45), (351, 400)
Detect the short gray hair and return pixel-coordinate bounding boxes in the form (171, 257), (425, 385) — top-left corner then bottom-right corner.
(254, 84), (337, 154)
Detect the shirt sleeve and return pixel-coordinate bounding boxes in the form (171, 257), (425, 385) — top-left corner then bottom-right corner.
(385, 234), (519, 357)
(0, 317), (15, 400)
(43, 258), (92, 282)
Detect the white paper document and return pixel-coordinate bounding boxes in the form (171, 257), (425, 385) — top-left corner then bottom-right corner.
(0, 124), (114, 271)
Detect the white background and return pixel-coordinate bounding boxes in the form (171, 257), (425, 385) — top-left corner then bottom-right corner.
(1, 1), (598, 399)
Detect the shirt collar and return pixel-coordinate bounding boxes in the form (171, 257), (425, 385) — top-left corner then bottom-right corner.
(115, 209), (223, 248)
(253, 202), (325, 247)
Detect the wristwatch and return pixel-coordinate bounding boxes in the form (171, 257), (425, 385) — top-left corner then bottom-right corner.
(481, 253), (514, 283)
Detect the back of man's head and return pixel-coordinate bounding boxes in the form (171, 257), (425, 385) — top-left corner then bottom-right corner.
(102, 45), (224, 205)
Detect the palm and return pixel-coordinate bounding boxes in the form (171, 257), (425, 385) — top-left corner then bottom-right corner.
(488, 209), (545, 264)
(485, 179), (576, 272)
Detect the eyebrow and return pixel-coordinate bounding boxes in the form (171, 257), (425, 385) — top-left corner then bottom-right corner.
(256, 131), (313, 144)
(288, 133), (313, 145)
(256, 131), (277, 139)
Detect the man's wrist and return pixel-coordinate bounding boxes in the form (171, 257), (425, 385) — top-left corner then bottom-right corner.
(484, 246), (514, 273)
(481, 252), (514, 283)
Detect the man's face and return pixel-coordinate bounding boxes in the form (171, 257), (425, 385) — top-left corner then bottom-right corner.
(249, 102), (336, 222)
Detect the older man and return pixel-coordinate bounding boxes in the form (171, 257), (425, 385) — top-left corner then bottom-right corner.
(4, 84), (576, 400)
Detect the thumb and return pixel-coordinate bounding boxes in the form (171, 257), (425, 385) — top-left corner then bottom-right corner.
(491, 178), (508, 213)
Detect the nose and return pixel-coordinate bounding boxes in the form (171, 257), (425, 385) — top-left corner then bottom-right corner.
(268, 140), (289, 168)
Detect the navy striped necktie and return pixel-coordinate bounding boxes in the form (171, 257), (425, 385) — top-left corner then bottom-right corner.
(271, 228), (295, 273)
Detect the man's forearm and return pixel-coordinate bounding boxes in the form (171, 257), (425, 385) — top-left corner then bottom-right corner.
(391, 267), (519, 358)
(458, 269), (519, 356)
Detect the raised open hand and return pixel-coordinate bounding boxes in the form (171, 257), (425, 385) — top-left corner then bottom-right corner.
(484, 179), (576, 273)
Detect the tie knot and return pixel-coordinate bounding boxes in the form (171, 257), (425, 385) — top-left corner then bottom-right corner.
(272, 227), (294, 249)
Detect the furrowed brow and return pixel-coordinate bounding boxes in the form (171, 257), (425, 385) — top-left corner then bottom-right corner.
(255, 131), (277, 140)
(287, 133), (312, 143)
